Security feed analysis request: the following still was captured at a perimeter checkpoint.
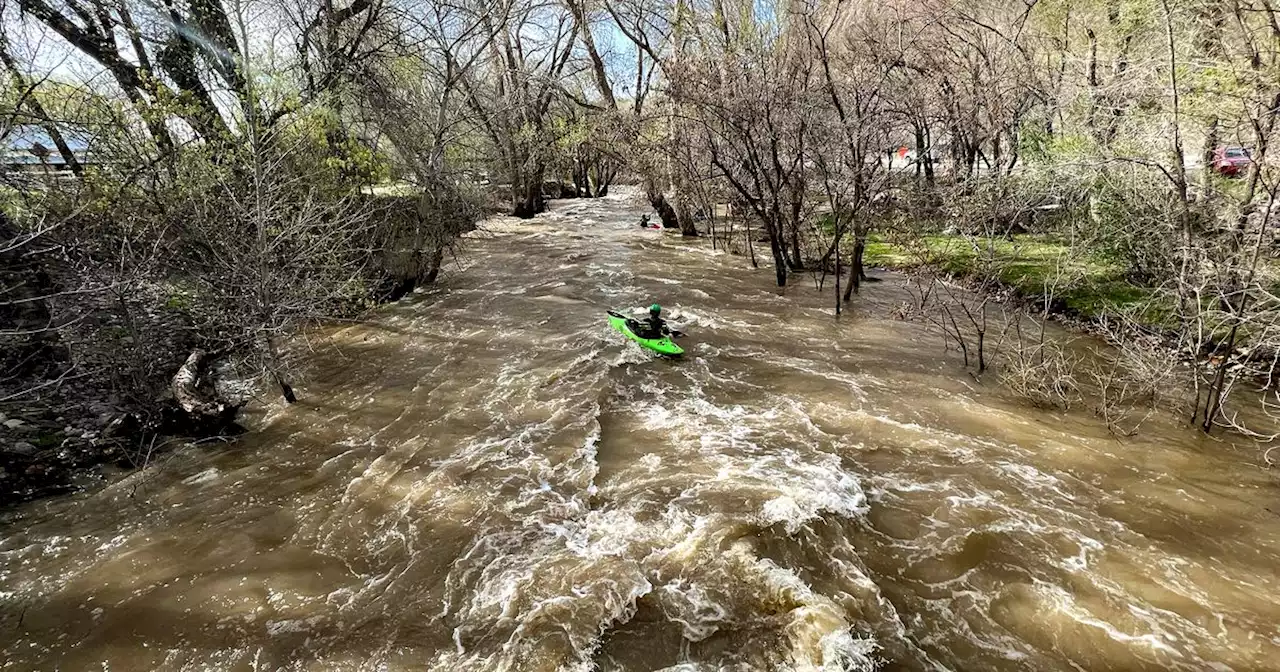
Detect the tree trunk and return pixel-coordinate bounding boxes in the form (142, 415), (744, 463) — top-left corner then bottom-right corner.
(1199, 324), (1239, 431)
(1196, 4), (1225, 195)
(513, 174), (545, 219)
(789, 224), (804, 270)
(670, 156), (698, 235)
(977, 325), (987, 374)
(654, 198), (679, 228)
(834, 229), (842, 316)
(35, 109), (81, 176)
(668, 0), (696, 237)
(844, 232), (866, 301)
(276, 375), (298, 404)
(676, 194), (698, 236)
(422, 245), (446, 284)
(646, 177), (680, 228)
(767, 220), (788, 287)
(1200, 117), (1219, 193)
(565, 0), (617, 109)
(914, 124), (929, 184)
(757, 216), (788, 286)
(264, 337), (297, 404)
(786, 181), (805, 268)
(592, 159), (617, 197)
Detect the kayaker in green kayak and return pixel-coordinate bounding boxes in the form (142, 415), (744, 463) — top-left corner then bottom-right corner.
(635, 304), (680, 339)
(606, 305), (685, 356)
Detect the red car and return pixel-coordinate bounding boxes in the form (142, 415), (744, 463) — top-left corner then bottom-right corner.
(1212, 146), (1252, 177)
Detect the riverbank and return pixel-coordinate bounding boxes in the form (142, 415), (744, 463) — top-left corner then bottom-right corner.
(0, 188), (479, 509)
(0, 398), (130, 501)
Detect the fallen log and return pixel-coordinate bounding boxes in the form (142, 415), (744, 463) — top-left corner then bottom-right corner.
(171, 349), (226, 417)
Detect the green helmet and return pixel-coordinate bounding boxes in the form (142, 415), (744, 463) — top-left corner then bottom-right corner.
(649, 303), (662, 314)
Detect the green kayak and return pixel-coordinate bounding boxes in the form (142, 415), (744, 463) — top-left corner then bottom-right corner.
(607, 310), (684, 356)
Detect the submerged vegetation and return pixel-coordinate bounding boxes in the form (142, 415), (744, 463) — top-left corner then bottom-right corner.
(655, 0), (1280, 444)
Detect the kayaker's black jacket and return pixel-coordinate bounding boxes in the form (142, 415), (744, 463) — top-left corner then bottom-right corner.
(636, 315), (669, 339)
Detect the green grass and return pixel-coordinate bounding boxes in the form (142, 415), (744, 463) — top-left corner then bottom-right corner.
(863, 240), (914, 267)
(863, 233), (1172, 327)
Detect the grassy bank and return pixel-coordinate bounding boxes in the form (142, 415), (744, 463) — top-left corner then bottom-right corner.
(861, 234), (1171, 328)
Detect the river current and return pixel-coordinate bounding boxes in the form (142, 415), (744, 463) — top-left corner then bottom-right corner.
(2, 191), (1278, 671)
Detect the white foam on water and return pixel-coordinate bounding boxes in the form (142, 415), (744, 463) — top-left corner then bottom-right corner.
(674, 309), (757, 331)
(745, 551), (880, 672)
(640, 275), (684, 285)
(95, 535), (129, 553)
(866, 475), (956, 499)
(608, 339), (658, 366)
(1060, 535), (1105, 573)
(752, 450), (869, 534)
(641, 403), (678, 430)
(1032, 580), (1193, 665)
(657, 579), (730, 641)
(426, 387), (883, 669)
(638, 453), (662, 471)
(995, 461), (1066, 492)
(435, 519), (656, 669)
(265, 617), (321, 636)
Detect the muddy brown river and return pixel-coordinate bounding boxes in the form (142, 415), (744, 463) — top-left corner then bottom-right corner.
(2, 192), (1279, 671)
